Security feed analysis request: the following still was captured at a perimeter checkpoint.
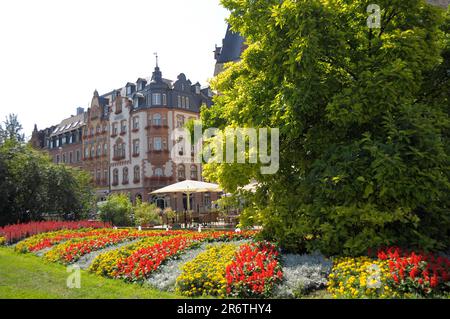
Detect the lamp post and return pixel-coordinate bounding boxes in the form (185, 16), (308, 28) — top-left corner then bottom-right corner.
(185, 186), (190, 228)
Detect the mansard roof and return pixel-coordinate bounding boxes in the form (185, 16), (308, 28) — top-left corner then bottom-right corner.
(50, 113), (85, 137)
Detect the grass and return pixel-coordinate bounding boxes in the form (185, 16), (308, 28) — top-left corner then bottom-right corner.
(302, 289), (333, 299)
(0, 247), (180, 299)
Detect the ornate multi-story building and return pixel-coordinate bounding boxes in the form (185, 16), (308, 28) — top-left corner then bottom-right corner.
(104, 64), (213, 210)
(82, 91), (111, 201)
(31, 64), (214, 213)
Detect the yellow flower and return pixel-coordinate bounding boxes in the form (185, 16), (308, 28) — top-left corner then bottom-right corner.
(175, 243), (239, 298)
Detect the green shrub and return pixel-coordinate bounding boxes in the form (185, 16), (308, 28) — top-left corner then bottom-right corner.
(99, 193), (132, 226)
(133, 200), (162, 227)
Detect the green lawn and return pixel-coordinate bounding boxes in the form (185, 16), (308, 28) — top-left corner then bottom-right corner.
(0, 247), (179, 299)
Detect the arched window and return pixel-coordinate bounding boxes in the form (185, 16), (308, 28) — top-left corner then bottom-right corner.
(113, 169), (119, 185)
(190, 165), (198, 180)
(113, 139), (125, 159)
(103, 143), (108, 156)
(134, 166), (140, 182)
(115, 98), (122, 114)
(176, 115), (185, 128)
(153, 113), (162, 126)
(97, 144), (101, 156)
(177, 164), (185, 180)
(123, 167), (129, 184)
(96, 125), (101, 134)
(120, 120), (127, 134)
(155, 168), (163, 177)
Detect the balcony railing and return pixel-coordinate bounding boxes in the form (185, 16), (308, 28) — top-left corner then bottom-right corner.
(145, 121), (169, 129)
(147, 149), (169, 155)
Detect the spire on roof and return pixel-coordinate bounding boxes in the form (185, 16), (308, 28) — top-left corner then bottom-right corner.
(154, 52), (159, 68)
(151, 55), (163, 84)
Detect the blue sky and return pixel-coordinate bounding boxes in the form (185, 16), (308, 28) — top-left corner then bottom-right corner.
(0, 0), (229, 139)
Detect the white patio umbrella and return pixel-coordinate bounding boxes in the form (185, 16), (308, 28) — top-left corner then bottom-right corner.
(240, 182), (260, 193)
(150, 180), (222, 211)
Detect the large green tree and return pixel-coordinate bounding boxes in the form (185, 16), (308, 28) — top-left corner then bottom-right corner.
(203, 0), (450, 255)
(0, 140), (95, 226)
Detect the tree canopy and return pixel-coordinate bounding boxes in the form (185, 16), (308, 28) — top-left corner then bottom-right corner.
(0, 116), (95, 226)
(0, 114), (25, 144)
(202, 0), (450, 255)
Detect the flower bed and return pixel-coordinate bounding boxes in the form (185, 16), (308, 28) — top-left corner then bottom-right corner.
(88, 231), (257, 281)
(114, 234), (208, 282)
(327, 248), (450, 299)
(327, 257), (395, 299)
(226, 241), (283, 298)
(377, 247), (450, 297)
(274, 252), (332, 298)
(176, 243), (240, 297)
(43, 230), (179, 264)
(89, 236), (174, 278)
(0, 221), (109, 244)
(15, 228), (114, 253)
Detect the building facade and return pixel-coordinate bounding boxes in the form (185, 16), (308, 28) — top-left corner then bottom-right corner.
(214, 25), (247, 76)
(31, 108), (85, 169)
(83, 91), (111, 201)
(31, 64), (215, 213)
(104, 65), (213, 211)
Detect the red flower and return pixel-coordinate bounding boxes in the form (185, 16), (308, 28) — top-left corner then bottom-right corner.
(409, 267), (419, 280)
(225, 242), (282, 298)
(430, 274), (439, 288)
(393, 274), (399, 283)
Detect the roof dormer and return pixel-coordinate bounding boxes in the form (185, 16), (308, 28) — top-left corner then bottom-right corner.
(136, 78), (147, 91)
(125, 83), (136, 96)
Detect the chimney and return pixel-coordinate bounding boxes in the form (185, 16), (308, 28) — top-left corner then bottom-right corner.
(76, 107), (84, 115)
